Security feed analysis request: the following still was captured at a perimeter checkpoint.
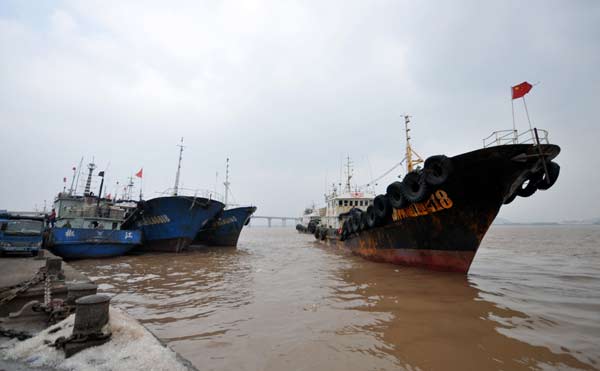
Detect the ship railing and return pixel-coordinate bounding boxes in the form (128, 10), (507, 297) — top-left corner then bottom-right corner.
(157, 188), (225, 203)
(483, 128), (549, 148)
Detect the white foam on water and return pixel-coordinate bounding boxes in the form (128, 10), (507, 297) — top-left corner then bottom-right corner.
(1, 307), (188, 371)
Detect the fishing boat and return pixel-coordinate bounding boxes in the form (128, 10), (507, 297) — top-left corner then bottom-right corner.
(312, 113), (561, 273)
(122, 139), (225, 252)
(46, 162), (142, 259)
(295, 204), (321, 234)
(192, 159), (256, 247)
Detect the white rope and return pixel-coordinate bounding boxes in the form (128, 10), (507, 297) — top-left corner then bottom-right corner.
(362, 158), (406, 188)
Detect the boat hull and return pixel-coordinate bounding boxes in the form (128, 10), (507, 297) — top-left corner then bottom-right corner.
(318, 144), (561, 273)
(192, 206), (257, 247)
(127, 196), (225, 253)
(48, 227), (141, 259)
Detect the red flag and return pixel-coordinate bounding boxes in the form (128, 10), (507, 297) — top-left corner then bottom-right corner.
(512, 81), (532, 100)
(135, 168), (143, 178)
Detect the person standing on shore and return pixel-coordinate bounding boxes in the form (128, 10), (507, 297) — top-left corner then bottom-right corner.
(48, 208), (56, 228)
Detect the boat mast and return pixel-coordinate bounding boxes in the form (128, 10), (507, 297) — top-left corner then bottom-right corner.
(404, 115), (423, 173)
(345, 155), (353, 193)
(223, 158), (230, 207)
(173, 137), (184, 196)
(84, 162), (96, 196)
(126, 177), (134, 200)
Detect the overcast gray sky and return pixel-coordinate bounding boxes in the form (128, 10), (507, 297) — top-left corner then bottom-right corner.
(1, 0), (598, 222)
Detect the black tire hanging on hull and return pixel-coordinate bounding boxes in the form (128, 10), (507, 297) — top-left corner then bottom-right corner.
(402, 172), (429, 203)
(373, 195), (391, 226)
(536, 161), (560, 190)
(516, 171), (544, 198)
(424, 155), (453, 186)
(386, 182), (407, 209)
(366, 205), (376, 228)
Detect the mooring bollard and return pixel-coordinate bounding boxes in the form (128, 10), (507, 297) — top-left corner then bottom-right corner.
(54, 294), (112, 357)
(73, 294), (111, 337)
(35, 249), (46, 260)
(45, 257), (62, 276)
(66, 283), (98, 306)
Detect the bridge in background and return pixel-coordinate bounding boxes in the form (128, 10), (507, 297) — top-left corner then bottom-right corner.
(251, 215), (300, 227)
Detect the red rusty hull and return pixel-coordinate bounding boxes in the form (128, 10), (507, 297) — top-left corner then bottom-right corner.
(325, 239), (476, 272)
(318, 144), (561, 274)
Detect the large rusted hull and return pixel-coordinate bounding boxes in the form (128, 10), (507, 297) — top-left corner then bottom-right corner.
(319, 144), (561, 273)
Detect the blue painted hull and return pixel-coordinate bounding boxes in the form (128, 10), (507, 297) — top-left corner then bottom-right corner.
(193, 206), (257, 247)
(48, 228), (141, 259)
(131, 196), (225, 252)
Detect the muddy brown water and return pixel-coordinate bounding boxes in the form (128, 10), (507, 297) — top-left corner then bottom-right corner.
(71, 225), (600, 370)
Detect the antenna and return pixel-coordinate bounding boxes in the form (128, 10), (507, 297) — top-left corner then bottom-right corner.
(68, 164), (77, 195)
(173, 137), (184, 196)
(114, 181), (119, 201)
(72, 157), (84, 195)
(403, 115), (424, 173)
(223, 158), (230, 207)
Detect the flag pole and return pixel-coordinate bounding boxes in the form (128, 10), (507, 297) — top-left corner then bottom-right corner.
(511, 87), (516, 143)
(139, 169), (143, 201)
(522, 95), (533, 132)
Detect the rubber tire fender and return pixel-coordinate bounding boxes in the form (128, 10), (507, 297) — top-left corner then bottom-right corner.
(373, 195), (391, 225)
(516, 171), (544, 198)
(351, 211), (361, 233)
(536, 161), (560, 191)
(402, 172), (429, 203)
(365, 205), (377, 228)
(360, 210), (369, 231)
(424, 155), (453, 186)
(344, 219), (353, 237)
(386, 181), (407, 209)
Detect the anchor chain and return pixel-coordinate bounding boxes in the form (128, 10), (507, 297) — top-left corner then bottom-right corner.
(52, 331), (111, 349)
(0, 268), (47, 308)
(0, 327), (32, 341)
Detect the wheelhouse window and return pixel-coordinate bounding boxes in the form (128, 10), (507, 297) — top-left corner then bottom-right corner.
(344, 200), (348, 206)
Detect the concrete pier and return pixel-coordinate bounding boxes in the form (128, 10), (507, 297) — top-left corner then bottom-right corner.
(0, 250), (197, 370)
(0, 251), (92, 317)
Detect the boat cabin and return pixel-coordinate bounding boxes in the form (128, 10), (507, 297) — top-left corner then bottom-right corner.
(54, 193), (128, 230)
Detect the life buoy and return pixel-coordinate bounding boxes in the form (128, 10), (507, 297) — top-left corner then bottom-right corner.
(386, 181), (406, 209)
(424, 155), (453, 186)
(536, 161), (560, 191)
(401, 172), (429, 203)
